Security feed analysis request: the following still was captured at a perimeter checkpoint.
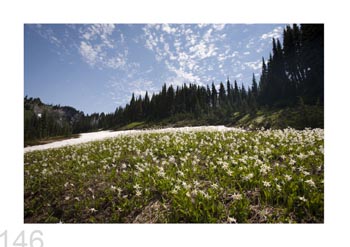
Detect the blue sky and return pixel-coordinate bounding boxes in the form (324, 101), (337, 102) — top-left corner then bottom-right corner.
(24, 24), (286, 114)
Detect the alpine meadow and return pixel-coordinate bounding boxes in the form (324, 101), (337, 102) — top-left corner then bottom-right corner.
(24, 24), (324, 223)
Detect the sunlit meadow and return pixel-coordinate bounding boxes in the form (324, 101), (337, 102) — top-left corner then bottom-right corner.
(24, 128), (324, 223)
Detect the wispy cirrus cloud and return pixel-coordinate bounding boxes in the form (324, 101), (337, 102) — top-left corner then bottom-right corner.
(79, 41), (99, 66)
(30, 24), (74, 57)
(212, 24), (226, 31)
(81, 24), (116, 48)
(260, 26), (284, 40)
(78, 24), (131, 70)
(142, 24), (232, 87)
(244, 59), (262, 70)
(34, 25), (62, 47)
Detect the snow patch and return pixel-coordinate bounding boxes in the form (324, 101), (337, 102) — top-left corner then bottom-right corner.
(24, 126), (244, 153)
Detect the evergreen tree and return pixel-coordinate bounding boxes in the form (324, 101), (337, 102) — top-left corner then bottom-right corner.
(211, 82), (217, 109)
(300, 24), (324, 104)
(233, 80), (241, 108)
(251, 73), (258, 98)
(218, 82), (226, 107)
(167, 85), (175, 115)
(226, 78), (232, 107)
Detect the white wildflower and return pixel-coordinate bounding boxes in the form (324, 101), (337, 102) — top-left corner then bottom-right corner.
(276, 184), (282, 191)
(136, 190), (142, 197)
(211, 183), (219, 190)
(157, 169), (166, 177)
(305, 179), (316, 187)
(289, 159), (296, 165)
(263, 181), (271, 187)
(302, 171), (310, 176)
(193, 180), (200, 187)
(284, 174), (292, 181)
(169, 156), (176, 163)
(230, 193), (243, 200)
(117, 187), (122, 195)
(191, 189), (198, 196)
(227, 216), (237, 223)
(203, 193), (211, 199)
(133, 183), (141, 190)
(243, 173), (254, 181)
(177, 170), (185, 177)
(299, 196), (307, 202)
(89, 208), (98, 213)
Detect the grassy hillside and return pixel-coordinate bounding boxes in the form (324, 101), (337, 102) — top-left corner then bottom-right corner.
(24, 128), (324, 223)
(229, 105), (324, 130)
(116, 105), (324, 131)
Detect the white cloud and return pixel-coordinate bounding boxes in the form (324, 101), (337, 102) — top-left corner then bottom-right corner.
(79, 40), (128, 70)
(34, 25), (63, 48)
(79, 41), (99, 66)
(212, 24), (226, 31)
(217, 53), (227, 62)
(108, 76), (158, 106)
(243, 51), (250, 55)
(145, 37), (156, 51)
(165, 61), (202, 86)
(77, 24), (131, 71)
(235, 73), (243, 78)
(186, 33), (198, 46)
(159, 34), (165, 43)
(140, 23), (240, 88)
(245, 38), (255, 49)
(81, 24), (116, 48)
(244, 60), (262, 70)
(128, 79), (157, 97)
(260, 26), (283, 40)
(143, 25), (157, 51)
(105, 54), (127, 70)
(197, 24), (209, 28)
(203, 28), (213, 42)
(189, 41), (217, 60)
(219, 33), (227, 40)
(162, 24), (177, 34)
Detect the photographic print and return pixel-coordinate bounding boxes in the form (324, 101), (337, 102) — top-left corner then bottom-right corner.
(24, 24), (324, 223)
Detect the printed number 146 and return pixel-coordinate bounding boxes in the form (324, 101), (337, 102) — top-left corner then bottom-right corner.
(0, 230), (44, 247)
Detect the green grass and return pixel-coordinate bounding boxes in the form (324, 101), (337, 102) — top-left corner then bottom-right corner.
(24, 128), (324, 223)
(118, 121), (146, 130)
(24, 134), (80, 147)
(230, 105), (323, 130)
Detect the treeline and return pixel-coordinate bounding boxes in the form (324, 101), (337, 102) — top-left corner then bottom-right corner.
(24, 24), (324, 142)
(108, 24), (324, 127)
